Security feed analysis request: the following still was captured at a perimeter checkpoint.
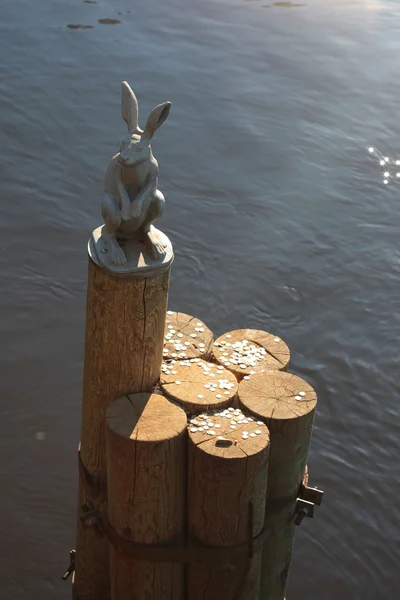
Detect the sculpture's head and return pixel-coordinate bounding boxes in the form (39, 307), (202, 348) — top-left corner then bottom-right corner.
(118, 81), (171, 166)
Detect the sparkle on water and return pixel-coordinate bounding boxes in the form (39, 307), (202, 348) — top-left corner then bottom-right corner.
(368, 146), (400, 185)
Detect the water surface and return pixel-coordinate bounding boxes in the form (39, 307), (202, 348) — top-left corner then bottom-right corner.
(1, 0), (399, 598)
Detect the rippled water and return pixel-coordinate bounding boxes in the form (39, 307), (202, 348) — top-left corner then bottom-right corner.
(1, 0), (400, 598)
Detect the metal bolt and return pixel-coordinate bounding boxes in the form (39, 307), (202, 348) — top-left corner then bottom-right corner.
(80, 507), (98, 527)
(295, 509), (308, 526)
(61, 549), (76, 581)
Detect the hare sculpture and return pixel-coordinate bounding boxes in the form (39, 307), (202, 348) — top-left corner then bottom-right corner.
(101, 81), (171, 265)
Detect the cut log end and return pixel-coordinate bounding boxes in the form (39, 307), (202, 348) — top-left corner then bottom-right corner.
(163, 311), (214, 361)
(212, 328), (290, 379)
(187, 407), (269, 459)
(106, 392), (187, 442)
(238, 370), (317, 422)
(161, 358), (238, 413)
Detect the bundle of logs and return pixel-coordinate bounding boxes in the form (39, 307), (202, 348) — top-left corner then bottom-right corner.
(70, 260), (322, 600)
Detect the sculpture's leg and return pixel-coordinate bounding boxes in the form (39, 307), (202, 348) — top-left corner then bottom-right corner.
(101, 193), (127, 266)
(140, 190), (166, 259)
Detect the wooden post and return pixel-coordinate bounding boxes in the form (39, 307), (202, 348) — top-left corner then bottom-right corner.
(105, 392), (187, 600)
(160, 358), (238, 413)
(163, 311), (214, 361)
(212, 329), (290, 380)
(238, 370), (317, 600)
(187, 407), (270, 600)
(73, 256), (171, 600)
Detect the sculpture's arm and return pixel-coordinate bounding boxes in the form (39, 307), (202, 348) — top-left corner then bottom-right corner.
(115, 162), (131, 219)
(129, 163), (159, 220)
(137, 162), (159, 205)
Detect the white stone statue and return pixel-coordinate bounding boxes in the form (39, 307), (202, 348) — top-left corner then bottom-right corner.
(99, 81), (171, 267)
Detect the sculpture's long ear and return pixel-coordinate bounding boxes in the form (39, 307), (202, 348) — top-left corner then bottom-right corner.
(141, 102), (171, 140)
(121, 81), (141, 133)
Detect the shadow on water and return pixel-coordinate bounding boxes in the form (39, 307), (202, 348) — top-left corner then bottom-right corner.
(98, 19), (121, 25)
(67, 24), (93, 29)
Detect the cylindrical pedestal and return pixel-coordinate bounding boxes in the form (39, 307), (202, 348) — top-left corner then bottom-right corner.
(187, 407), (270, 600)
(105, 392), (187, 600)
(238, 371), (317, 600)
(74, 257), (171, 600)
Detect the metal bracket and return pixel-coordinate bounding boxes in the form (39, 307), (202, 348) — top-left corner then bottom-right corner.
(80, 505), (98, 527)
(294, 498), (314, 525)
(294, 480), (324, 525)
(299, 484), (324, 506)
(80, 504), (104, 538)
(62, 549), (76, 581)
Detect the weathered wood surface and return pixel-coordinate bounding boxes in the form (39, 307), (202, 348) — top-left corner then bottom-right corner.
(238, 371), (317, 600)
(106, 392), (187, 600)
(212, 329), (290, 380)
(187, 407), (270, 600)
(160, 358), (238, 413)
(163, 311), (214, 361)
(74, 258), (170, 600)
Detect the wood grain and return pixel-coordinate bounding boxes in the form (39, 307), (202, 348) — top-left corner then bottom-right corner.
(163, 311), (214, 361)
(106, 393), (187, 600)
(160, 358), (238, 413)
(238, 370), (317, 600)
(74, 257), (170, 600)
(187, 409), (270, 600)
(212, 329), (290, 380)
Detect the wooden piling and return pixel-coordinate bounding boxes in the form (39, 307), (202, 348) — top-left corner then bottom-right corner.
(105, 392), (187, 600)
(73, 257), (171, 600)
(163, 311), (214, 361)
(212, 329), (290, 380)
(187, 407), (270, 600)
(160, 358), (238, 413)
(238, 370), (317, 600)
